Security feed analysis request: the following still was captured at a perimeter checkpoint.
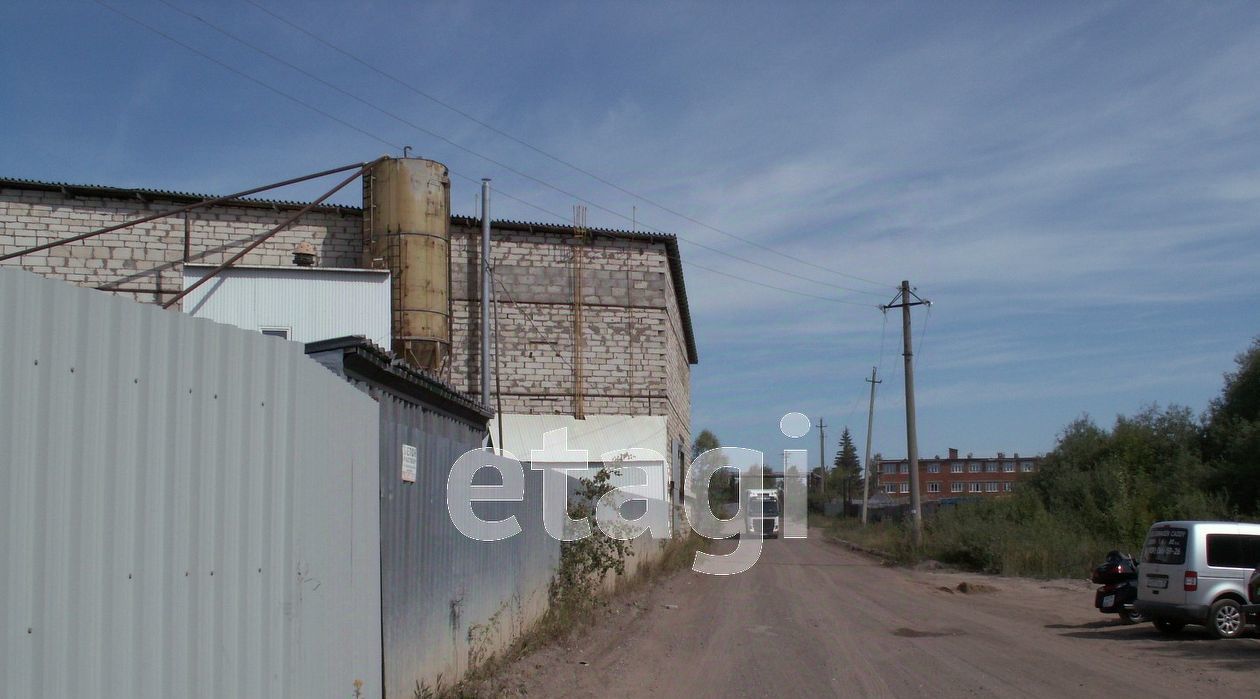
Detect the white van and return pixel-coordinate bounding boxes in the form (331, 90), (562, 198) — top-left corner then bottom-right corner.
(1136, 521), (1260, 638)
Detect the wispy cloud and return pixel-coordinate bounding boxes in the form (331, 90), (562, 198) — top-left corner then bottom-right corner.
(3, 0), (1258, 459)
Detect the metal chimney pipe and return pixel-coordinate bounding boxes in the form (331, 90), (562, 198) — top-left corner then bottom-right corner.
(480, 179), (492, 407)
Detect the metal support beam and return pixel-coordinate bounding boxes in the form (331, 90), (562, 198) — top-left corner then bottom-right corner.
(160, 157), (385, 309)
(0, 160), (371, 262)
(481, 178), (492, 408)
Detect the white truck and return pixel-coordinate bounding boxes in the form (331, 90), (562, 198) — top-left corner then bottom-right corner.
(744, 488), (781, 538)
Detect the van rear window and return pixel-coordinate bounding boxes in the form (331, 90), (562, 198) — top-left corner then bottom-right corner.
(1143, 527), (1188, 565)
(1206, 534), (1260, 568)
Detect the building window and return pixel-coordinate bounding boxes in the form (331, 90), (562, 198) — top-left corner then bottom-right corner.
(927, 463), (940, 474)
(899, 463), (909, 474)
(969, 482), (983, 493)
(986, 482), (999, 493)
(985, 462), (999, 473)
(950, 462), (963, 474)
(969, 462), (982, 473)
(1003, 482), (1013, 492)
(951, 482), (964, 493)
(259, 326), (290, 340)
(899, 483), (909, 494)
(928, 482), (941, 493)
(1021, 462), (1035, 472)
(885, 463), (897, 474)
(886, 484), (897, 494)
(1003, 461), (1015, 473)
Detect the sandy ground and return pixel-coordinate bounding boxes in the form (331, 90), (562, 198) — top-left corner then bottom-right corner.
(476, 535), (1260, 698)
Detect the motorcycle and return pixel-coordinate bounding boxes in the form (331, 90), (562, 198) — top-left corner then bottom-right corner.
(1092, 550), (1147, 624)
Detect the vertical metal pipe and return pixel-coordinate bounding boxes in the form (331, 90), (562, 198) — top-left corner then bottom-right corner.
(480, 179), (492, 407)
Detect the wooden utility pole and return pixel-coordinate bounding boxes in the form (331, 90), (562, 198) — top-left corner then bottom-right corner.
(817, 417), (827, 497)
(861, 366), (881, 525)
(881, 281), (930, 546)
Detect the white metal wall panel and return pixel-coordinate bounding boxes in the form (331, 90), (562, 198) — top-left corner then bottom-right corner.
(181, 264), (391, 347)
(0, 268), (383, 699)
(489, 413), (669, 462)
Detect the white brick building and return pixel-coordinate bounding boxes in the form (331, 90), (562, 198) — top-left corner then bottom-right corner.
(0, 174), (697, 474)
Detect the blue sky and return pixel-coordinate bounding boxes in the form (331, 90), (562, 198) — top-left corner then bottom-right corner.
(3, 1), (1259, 468)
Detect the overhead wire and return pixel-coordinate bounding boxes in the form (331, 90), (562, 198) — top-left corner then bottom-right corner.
(915, 303), (932, 371)
(480, 187), (878, 306)
(491, 272), (572, 372)
(91, 0), (403, 153)
(153, 0), (888, 299)
(241, 0), (891, 290)
(96, 0), (887, 306)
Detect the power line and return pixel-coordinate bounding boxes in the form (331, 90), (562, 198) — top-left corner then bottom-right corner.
(492, 272), (574, 372)
(482, 189), (877, 306)
(92, 0), (402, 153)
(241, 0), (892, 290)
(877, 309), (889, 374)
(915, 303), (933, 371)
(155, 0), (887, 298)
(98, 0), (873, 306)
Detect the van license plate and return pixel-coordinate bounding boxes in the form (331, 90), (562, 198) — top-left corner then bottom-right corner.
(1148, 577), (1168, 589)
(1102, 594), (1115, 608)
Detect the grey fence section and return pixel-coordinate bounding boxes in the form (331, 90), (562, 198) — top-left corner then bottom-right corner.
(307, 339), (560, 697)
(0, 269), (383, 699)
(380, 404), (557, 695)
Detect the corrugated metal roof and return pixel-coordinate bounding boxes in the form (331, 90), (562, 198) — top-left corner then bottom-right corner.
(0, 176), (360, 215)
(488, 413), (668, 463)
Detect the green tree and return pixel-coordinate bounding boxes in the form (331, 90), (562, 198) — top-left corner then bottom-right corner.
(692, 429), (722, 459)
(1205, 338), (1260, 512)
(1028, 406), (1220, 549)
(829, 427), (862, 510)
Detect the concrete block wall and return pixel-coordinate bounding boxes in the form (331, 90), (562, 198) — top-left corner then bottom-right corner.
(450, 221), (692, 459)
(0, 185), (361, 306)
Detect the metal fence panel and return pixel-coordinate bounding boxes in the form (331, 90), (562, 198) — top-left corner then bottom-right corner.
(346, 380), (559, 697)
(0, 268), (382, 699)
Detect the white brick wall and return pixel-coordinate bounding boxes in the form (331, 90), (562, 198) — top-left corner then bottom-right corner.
(450, 221), (692, 458)
(0, 185), (692, 462)
(0, 186), (361, 305)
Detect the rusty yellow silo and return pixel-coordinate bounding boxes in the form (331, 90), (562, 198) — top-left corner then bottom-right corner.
(364, 157), (451, 372)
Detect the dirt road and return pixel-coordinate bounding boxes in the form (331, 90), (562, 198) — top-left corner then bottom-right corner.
(490, 534), (1260, 698)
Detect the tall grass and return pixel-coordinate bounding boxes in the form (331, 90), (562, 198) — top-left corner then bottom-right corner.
(815, 504), (1112, 579)
(920, 495), (1111, 577)
(818, 491), (1221, 579)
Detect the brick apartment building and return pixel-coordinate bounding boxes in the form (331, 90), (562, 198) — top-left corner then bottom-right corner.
(875, 447), (1042, 501)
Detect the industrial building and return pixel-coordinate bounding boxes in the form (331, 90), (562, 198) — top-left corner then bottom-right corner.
(0, 157), (698, 696)
(0, 158), (697, 480)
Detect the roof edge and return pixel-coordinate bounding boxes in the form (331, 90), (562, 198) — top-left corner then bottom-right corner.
(3, 174), (698, 363)
(304, 335), (493, 422)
